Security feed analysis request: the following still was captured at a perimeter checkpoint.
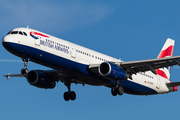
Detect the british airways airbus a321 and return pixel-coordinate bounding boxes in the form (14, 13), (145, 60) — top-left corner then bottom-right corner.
(2, 27), (180, 101)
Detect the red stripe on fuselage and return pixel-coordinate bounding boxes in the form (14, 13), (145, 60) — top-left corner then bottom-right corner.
(30, 32), (49, 38)
(158, 45), (174, 58)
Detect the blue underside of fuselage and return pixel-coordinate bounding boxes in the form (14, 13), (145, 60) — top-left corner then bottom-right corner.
(2, 42), (158, 95)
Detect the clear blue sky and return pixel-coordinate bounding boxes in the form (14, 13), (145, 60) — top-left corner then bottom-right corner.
(0, 0), (180, 120)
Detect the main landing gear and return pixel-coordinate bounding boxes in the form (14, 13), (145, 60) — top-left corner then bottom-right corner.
(111, 85), (124, 96)
(63, 80), (76, 101)
(21, 58), (29, 75)
(64, 91), (76, 101)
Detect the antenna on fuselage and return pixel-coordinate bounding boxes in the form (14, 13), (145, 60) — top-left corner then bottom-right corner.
(27, 25), (29, 28)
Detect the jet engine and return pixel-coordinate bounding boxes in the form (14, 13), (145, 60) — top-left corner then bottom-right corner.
(26, 70), (56, 89)
(98, 62), (129, 81)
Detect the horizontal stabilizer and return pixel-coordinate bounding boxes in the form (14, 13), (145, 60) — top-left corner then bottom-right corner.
(166, 82), (180, 87)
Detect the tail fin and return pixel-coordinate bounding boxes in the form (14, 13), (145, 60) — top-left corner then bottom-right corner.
(156, 38), (175, 79)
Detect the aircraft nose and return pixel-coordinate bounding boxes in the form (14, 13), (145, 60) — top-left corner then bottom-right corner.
(2, 35), (14, 44)
(2, 36), (5, 43)
(2, 36), (8, 46)
(2, 35), (12, 50)
(2, 35), (9, 43)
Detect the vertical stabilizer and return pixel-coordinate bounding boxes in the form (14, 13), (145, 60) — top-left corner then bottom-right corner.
(156, 38), (175, 79)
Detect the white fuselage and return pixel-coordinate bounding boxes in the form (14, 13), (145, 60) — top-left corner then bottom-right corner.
(2, 27), (172, 95)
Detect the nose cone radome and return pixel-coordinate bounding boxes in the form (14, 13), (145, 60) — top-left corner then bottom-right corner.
(2, 36), (8, 48)
(2, 35), (11, 43)
(2, 36), (6, 43)
(2, 35), (13, 51)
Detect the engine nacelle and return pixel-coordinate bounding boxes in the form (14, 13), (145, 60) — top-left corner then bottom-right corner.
(26, 70), (56, 89)
(98, 62), (128, 81)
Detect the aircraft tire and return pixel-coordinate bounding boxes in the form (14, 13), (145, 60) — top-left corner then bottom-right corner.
(64, 92), (70, 101)
(70, 91), (76, 100)
(111, 87), (117, 96)
(117, 86), (124, 95)
(21, 68), (28, 75)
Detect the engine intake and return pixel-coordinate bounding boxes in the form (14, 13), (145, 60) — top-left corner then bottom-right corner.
(27, 70), (56, 89)
(98, 62), (128, 80)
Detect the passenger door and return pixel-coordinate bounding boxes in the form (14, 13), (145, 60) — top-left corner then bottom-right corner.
(69, 43), (76, 58)
(156, 76), (161, 89)
(34, 36), (40, 46)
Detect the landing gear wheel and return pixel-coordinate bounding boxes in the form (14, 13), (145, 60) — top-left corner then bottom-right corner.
(70, 91), (76, 100)
(63, 79), (77, 101)
(64, 92), (70, 101)
(63, 91), (76, 101)
(111, 87), (117, 96)
(21, 68), (28, 75)
(111, 86), (124, 96)
(117, 86), (124, 95)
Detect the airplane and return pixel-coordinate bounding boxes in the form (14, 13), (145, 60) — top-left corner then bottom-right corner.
(2, 27), (180, 101)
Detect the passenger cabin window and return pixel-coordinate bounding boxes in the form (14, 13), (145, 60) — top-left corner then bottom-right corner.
(23, 32), (27, 36)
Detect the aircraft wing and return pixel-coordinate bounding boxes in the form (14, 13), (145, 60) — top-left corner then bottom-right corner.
(117, 55), (180, 74)
(3, 73), (25, 80)
(4, 74), (25, 77)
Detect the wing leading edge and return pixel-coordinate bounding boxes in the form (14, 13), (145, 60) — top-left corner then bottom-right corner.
(89, 55), (180, 76)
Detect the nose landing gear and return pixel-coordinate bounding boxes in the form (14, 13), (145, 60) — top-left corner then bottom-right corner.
(21, 58), (29, 75)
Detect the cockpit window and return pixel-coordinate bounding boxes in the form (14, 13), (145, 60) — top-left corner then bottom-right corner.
(23, 32), (27, 36)
(11, 31), (18, 34)
(19, 31), (23, 35)
(7, 30), (28, 36)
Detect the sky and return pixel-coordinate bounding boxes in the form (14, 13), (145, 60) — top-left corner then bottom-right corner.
(1, 0), (180, 120)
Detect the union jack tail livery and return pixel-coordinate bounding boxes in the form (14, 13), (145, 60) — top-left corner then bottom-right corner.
(156, 38), (175, 80)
